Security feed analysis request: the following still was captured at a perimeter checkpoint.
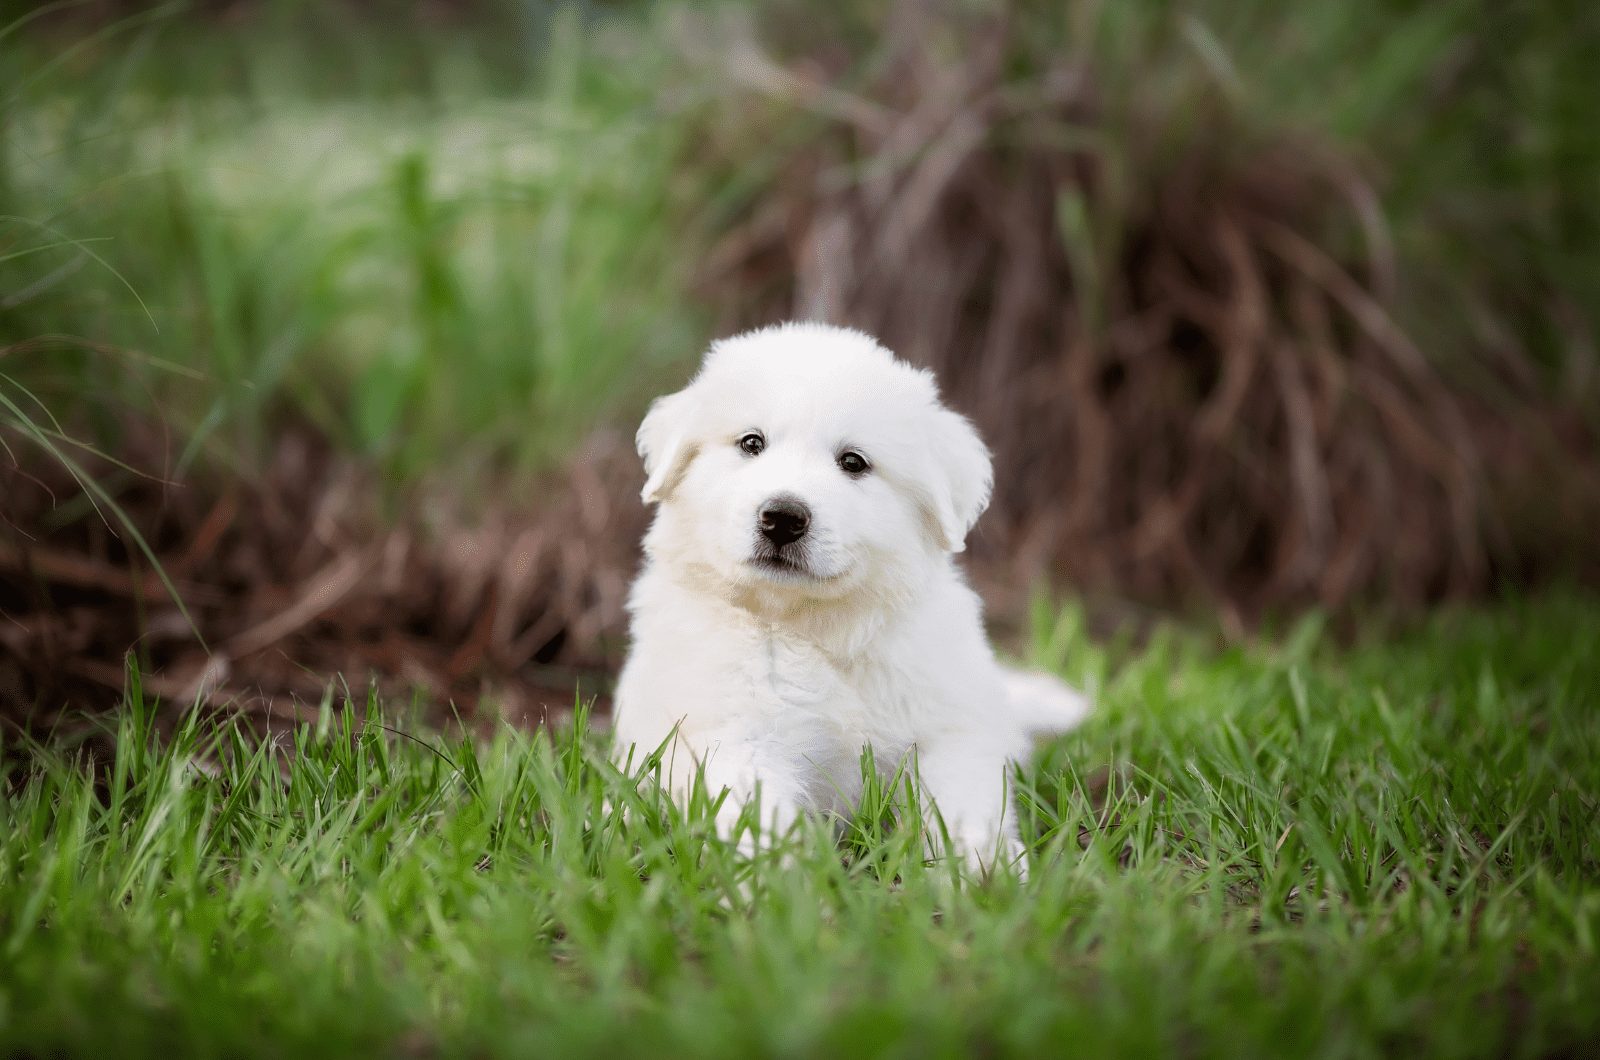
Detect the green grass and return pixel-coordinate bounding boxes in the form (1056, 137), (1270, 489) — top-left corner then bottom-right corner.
(1, 5), (710, 482)
(4, 593), (1598, 1058)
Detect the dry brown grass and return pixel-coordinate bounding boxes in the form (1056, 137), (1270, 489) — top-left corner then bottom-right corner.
(690, 6), (1599, 627)
(0, 427), (644, 729)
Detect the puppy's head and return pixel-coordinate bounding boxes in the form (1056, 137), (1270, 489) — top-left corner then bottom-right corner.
(637, 323), (992, 605)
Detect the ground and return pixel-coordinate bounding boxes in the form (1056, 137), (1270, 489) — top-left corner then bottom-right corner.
(3, 592), (1598, 1057)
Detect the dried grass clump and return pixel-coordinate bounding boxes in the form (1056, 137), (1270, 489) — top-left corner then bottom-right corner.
(0, 427), (644, 730)
(690, 6), (1598, 623)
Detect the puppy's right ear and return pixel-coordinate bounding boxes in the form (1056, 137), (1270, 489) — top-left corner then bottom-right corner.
(637, 388), (698, 504)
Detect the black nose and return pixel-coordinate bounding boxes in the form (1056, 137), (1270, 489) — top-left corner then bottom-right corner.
(758, 498), (811, 546)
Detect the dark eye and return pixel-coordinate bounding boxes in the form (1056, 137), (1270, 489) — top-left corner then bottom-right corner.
(837, 450), (870, 476)
(738, 431), (765, 456)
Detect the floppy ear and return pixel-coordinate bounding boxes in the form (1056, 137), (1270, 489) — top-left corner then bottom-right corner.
(923, 407), (994, 552)
(637, 387), (699, 504)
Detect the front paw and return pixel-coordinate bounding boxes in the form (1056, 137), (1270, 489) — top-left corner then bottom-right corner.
(940, 826), (1027, 881)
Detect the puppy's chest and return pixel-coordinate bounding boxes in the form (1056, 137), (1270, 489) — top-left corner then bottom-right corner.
(746, 634), (841, 711)
(739, 632), (911, 746)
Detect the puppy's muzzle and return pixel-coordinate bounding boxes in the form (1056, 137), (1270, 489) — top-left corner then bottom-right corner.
(757, 496), (811, 547)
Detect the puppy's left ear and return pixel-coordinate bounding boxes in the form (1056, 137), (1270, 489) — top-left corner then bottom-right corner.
(637, 387), (698, 504)
(924, 407), (994, 552)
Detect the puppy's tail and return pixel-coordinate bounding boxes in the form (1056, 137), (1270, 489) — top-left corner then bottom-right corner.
(1001, 666), (1092, 739)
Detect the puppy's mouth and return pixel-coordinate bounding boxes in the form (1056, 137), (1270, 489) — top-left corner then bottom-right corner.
(747, 545), (836, 583)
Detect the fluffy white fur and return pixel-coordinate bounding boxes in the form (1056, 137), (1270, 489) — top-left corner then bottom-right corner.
(612, 322), (1089, 873)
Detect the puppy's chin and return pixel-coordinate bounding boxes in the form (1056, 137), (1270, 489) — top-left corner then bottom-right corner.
(739, 552), (854, 597)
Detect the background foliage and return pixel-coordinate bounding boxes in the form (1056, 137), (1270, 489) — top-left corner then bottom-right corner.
(1, 0), (1597, 732)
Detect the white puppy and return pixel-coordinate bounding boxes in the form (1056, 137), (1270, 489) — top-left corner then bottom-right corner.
(612, 323), (1088, 872)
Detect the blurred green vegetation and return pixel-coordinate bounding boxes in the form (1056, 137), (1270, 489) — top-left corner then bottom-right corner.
(2, 0), (1594, 490)
(2, 2), (711, 483)
(6, 0), (1593, 480)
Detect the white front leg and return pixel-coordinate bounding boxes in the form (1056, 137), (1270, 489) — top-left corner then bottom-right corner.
(912, 737), (1026, 877)
(660, 727), (808, 852)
